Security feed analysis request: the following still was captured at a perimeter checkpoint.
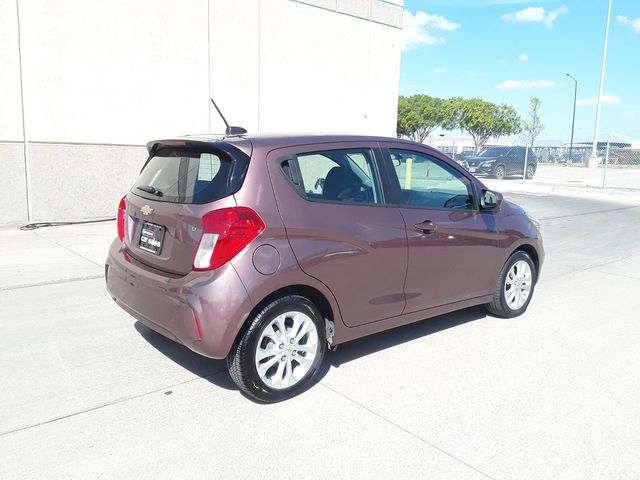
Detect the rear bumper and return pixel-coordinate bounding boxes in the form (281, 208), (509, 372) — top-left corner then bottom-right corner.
(105, 239), (253, 359)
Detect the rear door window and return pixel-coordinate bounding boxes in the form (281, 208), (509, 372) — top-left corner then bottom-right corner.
(133, 149), (235, 204)
(293, 148), (382, 205)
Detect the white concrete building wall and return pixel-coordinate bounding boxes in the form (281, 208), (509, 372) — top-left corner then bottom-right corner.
(0, 0), (28, 223)
(0, 0), (402, 224)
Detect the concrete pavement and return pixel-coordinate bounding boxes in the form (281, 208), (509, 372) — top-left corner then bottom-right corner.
(533, 164), (640, 191)
(1, 192), (640, 479)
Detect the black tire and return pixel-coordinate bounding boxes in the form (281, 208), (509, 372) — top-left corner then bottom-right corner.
(227, 295), (326, 403)
(485, 251), (537, 318)
(493, 165), (506, 179)
(525, 164), (536, 179)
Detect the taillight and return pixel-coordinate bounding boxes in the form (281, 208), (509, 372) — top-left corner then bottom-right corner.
(117, 196), (126, 241)
(193, 207), (265, 271)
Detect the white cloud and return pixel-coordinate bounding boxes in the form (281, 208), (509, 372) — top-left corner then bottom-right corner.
(421, 13), (460, 31)
(401, 10), (461, 51)
(577, 94), (623, 107)
(434, 67), (448, 73)
(519, 53), (528, 61)
(496, 79), (556, 89)
(503, 6), (545, 22)
(617, 15), (640, 33)
(502, 5), (568, 28)
(543, 5), (568, 27)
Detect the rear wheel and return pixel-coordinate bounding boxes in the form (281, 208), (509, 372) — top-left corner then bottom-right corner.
(525, 164), (536, 179)
(227, 295), (326, 402)
(493, 165), (506, 179)
(486, 251), (536, 318)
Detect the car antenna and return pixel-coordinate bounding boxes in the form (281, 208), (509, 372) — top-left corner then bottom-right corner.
(210, 99), (247, 136)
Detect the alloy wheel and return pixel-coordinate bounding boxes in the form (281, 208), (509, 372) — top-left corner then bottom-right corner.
(254, 311), (319, 390)
(504, 260), (533, 310)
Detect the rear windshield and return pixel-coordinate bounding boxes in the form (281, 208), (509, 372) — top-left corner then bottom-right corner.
(133, 148), (238, 204)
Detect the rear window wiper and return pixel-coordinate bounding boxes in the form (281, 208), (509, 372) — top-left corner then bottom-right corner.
(136, 185), (163, 197)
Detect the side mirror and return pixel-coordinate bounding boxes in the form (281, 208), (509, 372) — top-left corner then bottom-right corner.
(480, 189), (503, 210)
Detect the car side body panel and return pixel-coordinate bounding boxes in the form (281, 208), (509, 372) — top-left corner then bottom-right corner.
(106, 134), (544, 360)
(377, 142), (505, 312)
(263, 142), (409, 328)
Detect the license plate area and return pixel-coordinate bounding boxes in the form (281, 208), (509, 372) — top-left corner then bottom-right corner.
(468, 167), (477, 173)
(139, 221), (165, 255)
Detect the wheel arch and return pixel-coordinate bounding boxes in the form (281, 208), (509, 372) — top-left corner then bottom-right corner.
(511, 243), (540, 276)
(235, 284), (337, 348)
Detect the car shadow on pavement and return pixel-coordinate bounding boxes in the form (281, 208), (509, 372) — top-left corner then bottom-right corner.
(134, 321), (237, 391)
(315, 306), (487, 381)
(135, 306), (487, 399)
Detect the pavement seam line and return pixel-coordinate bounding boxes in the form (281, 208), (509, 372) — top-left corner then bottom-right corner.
(0, 368), (228, 437)
(317, 382), (498, 480)
(591, 269), (640, 281)
(538, 203), (640, 221)
(0, 275), (104, 291)
(543, 251), (640, 283)
(33, 230), (105, 268)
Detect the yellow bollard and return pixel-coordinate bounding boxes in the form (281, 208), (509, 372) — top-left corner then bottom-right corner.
(404, 158), (413, 189)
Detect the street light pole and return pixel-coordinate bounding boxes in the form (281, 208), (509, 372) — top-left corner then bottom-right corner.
(566, 74), (577, 163)
(590, 0), (613, 166)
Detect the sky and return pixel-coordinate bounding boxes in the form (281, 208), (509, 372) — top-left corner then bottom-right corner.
(400, 0), (640, 144)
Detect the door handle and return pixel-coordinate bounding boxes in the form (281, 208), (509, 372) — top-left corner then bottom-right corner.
(414, 220), (438, 233)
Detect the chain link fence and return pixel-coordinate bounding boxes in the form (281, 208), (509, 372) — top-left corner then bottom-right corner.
(439, 142), (640, 191)
(531, 142), (640, 190)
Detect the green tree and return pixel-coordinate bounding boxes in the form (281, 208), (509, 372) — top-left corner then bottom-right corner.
(521, 97), (544, 179)
(522, 97), (544, 147)
(442, 98), (522, 153)
(396, 95), (445, 142)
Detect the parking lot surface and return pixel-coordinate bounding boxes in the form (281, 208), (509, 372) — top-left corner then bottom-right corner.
(1, 190), (639, 480)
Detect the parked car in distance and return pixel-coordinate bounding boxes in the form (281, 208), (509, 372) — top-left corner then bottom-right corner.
(465, 146), (538, 179)
(106, 134), (544, 402)
(556, 150), (586, 164)
(597, 150), (621, 165)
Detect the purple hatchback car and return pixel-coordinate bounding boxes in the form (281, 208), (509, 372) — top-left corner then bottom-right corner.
(106, 134), (544, 402)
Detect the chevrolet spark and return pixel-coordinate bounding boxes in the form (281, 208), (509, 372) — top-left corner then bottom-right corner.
(106, 135), (544, 402)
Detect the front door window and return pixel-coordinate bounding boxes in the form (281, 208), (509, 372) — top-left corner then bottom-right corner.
(390, 149), (475, 210)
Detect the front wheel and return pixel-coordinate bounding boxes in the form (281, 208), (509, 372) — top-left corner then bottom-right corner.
(227, 295), (326, 402)
(486, 251), (536, 318)
(493, 165), (506, 179)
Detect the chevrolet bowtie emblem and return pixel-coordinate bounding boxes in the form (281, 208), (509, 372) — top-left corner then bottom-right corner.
(140, 205), (154, 216)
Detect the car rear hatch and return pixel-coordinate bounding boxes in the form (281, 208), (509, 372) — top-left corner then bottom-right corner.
(123, 138), (252, 275)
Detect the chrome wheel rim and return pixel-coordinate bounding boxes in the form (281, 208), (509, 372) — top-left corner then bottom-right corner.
(254, 311), (319, 390)
(504, 260), (533, 310)
(496, 167), (505, 179)
(527, 165), (534, 177)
